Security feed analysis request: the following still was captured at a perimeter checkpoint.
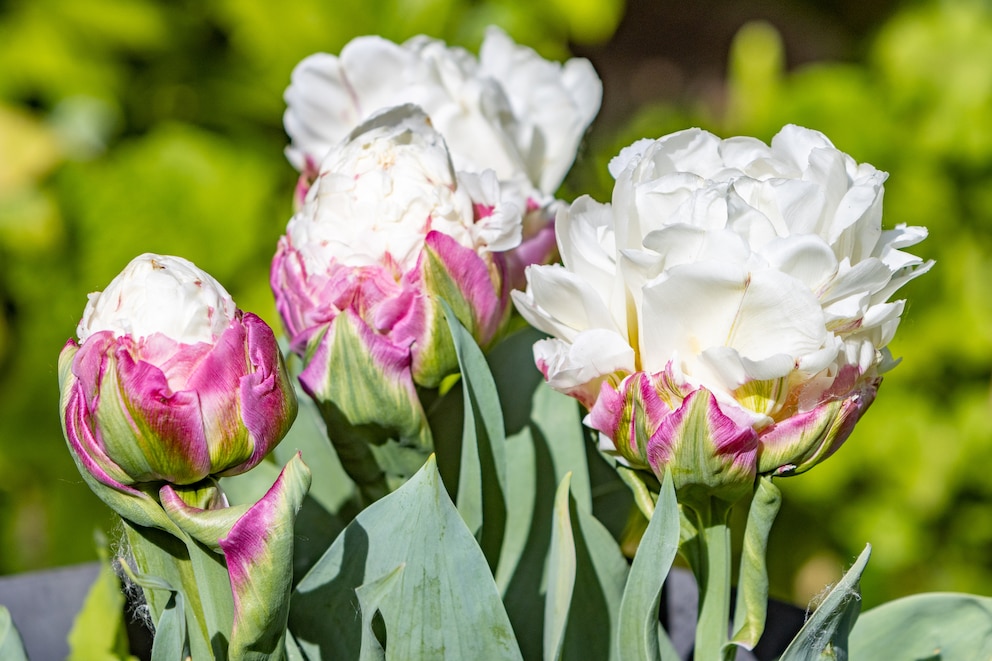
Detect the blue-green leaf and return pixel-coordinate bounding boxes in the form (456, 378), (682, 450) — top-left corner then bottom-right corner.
(726, 476), (782, 653)
(545, 473), (577, 661)
(617, 468), (680, 661)
(780, 544), (871, 661)
(117, 563), (188, 661)
(849, 592), (992, 659)
(440, 299), (508, 571)
(289, 455), (523, 660)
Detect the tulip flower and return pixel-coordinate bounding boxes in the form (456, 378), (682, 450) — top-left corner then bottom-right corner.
(60, 253), (298, 489)
(282, 26), (603, 288)
(271, 105), (521, 458)
(513, 125), (932, 504)
(284, 26), (600, 198)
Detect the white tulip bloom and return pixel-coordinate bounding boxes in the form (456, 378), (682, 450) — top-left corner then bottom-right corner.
(513, 125), (932, 499)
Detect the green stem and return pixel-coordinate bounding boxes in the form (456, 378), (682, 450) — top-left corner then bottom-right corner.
(124, 520), (216, 659)
(691, 499), (733, 661)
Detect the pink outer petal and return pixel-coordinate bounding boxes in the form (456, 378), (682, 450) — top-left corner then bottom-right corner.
(759, 377), (879, 475)
(502, 215), (558, 291)
(111, 342), (212, 483)
(228, 313), (298, 475)
(421, 230), (507, 346)
(648, 388), (759, 503)
(587, 373), (671, 467)
(270, 238), (337, 354)
(586, 380), (631, 447)
(219, 453), (311, 657)
(70, 332), (115, 410)
(648, 388), (758, 471)
(271, 239), (416, 357)
(184, 319), (251, 472)
(63, 379), (144, 492)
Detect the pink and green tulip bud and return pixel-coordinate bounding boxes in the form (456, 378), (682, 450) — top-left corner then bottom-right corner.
(60, 253), (298, 489)
(271, 105), (524, 444)
(514, 126), (932, 501)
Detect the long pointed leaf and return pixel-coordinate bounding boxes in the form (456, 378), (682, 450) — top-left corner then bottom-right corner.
(780, 544), (871, 661)
(496, 384), (605, 661)
(617, 468), (680, 661)
(440, 299), (508, 570)
(545, 473), (577, 661)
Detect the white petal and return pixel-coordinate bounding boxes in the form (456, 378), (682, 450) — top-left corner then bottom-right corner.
(478, 25), (603, 193)
(556, 196), (618, 297)
(770, 124), (836, 171)
(608, 138), (654, 179)
(820, 257), (893, 305)
(534, 331), (635, 391)
(760, 234), (838, 292)
(79, 254), (235, 343)
(640, 262), (828, 374)
(641, 224), (751, 270)
(511, 264), (623, 341)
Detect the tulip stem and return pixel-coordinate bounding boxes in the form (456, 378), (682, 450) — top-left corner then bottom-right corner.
(690, 499), (733, 661)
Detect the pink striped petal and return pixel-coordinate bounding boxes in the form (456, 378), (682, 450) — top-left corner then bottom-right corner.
(220, 453), (311, 659)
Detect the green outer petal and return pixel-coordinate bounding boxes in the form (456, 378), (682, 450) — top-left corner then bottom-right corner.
(307, 311), (431, 448)
(160, 482), (251, 552)
(220, 453), (312, 661)
(60, 345), (179, 531)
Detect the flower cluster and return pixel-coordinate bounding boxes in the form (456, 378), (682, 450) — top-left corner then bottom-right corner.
(513, 125), (932, 503)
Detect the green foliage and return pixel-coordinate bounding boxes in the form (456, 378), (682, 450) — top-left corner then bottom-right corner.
(780, 545), (870, 661)
(288, 456), (524, 659)
(6, 0), (992, 652)
(849, 592), (992, 658)
(616, 469), (680, 661)
(67, 540), (136, 661)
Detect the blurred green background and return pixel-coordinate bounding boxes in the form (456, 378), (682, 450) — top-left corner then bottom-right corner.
(2, 0), (990, 611)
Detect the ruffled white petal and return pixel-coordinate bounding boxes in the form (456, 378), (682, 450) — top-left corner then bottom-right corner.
(534, 330), (635, 391)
